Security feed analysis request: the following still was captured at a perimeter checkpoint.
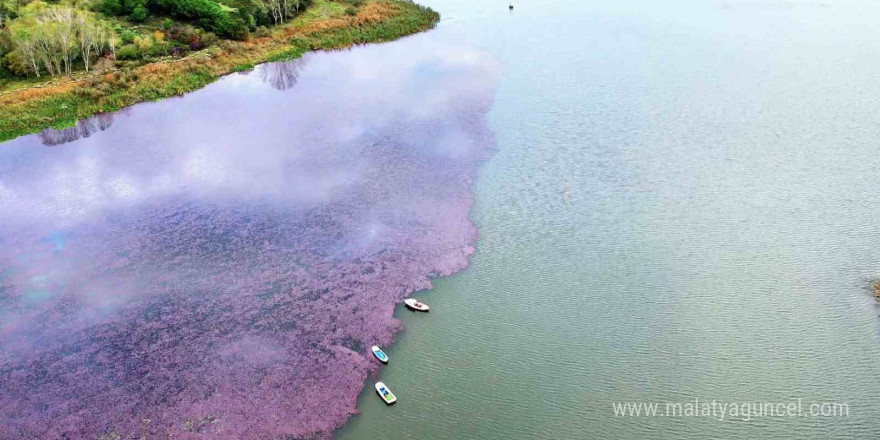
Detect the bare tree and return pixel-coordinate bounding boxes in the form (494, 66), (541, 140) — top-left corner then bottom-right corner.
(44, 6), (77, 74)
(261, 0), (284, 24)
(9, 5), (116, 77)
(9, 24), (42, 77)
(105, 24), (117, 58)
(77, 12), (94, 71)
(76, 11), (108, 72)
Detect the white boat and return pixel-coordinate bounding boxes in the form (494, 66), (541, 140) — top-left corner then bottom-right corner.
(371, 345), (388, 364)
(375, 382), (397, 404)
(404, 298), (429, 312)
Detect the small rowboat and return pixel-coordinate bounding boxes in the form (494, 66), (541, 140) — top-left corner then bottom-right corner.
(375, 382), (397, 404)
(404, 298), (429, 312)
(371, 345), (388, 364)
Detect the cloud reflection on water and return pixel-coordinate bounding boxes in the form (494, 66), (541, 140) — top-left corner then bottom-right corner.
(0, 33), (498, 439)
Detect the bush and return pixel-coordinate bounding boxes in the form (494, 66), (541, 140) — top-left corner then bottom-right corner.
(254, 25), (270, 38)
(149, 0), (249, 40)
(134, 35), (152, 51)
(0, 31), (12, 57)
(92, 57), (115, 72)
(201, 31), (217, 46)
(147, 40), (172, 57)
(120, 29), (139, 44)
(116, 44), (141, 60)
(4, 50), (32, 77)
(213, 14), (248, 40)
(99, 0), (123, 15)
(0, 1), (19, 23)
(344, 6), (357, 16)
(122, 0), (147, 14)
(130, 4), (148, 22)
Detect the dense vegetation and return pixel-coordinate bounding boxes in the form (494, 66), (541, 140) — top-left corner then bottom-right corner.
(0, 0), (319, 82)
(0, 0), (440, 142)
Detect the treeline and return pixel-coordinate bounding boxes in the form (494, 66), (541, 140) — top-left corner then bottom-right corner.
(98, 0), (312, 40)
(0, 0), (314, 80)
(100, 0), (247, 39)
(4, 3), (117, 77)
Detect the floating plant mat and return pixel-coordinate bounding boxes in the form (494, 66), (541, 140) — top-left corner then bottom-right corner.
(0, 33), (499, 439)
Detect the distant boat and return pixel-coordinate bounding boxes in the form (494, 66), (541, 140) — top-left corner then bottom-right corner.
(375, 382), (397, 404)
(509, 1), (514, 9)
(371, 345), (389, 364)
(404, 298), (429, 312)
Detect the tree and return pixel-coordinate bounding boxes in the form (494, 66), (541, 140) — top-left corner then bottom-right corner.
(259, 0), (282, 24)
(7, 4), (117, 77)
(9, 21), (42, 77)
(75, 11), (115, 71)
(106, 25), (117, 58)
(44, 5), (77, 74)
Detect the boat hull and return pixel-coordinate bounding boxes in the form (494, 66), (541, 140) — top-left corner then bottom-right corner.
(375, 382), (397, 404)
(371, 345), (389, 364)
(404, 298), (430, 312)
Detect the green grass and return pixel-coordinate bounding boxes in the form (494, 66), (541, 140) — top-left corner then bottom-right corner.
(230, 63), (255, 72)
(266, 45), (309, 62)
(297, 0), (348, 21)
(0, 0), (439, 143)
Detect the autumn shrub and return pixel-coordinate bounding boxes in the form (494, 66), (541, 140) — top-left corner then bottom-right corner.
(116, 44), (141, 60)
(95, 80), (116, 94)
(92, 57), (115, 72)
(201, 31), (217, 45)
(254, 25), (270, 37)
(133, 35), (153, 52)
(188, 38), (204, 50)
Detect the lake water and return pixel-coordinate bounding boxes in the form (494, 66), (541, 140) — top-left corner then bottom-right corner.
(0, 34), (498, 439)
(4, 0), (880, 438)
(338, 0), (880, 439)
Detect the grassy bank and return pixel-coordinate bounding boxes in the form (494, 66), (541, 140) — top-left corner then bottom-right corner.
(0, 0), (439, 143)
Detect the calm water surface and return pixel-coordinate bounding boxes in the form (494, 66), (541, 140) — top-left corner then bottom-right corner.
(4, 0), (880, 438)
(339, 0), (880, 438)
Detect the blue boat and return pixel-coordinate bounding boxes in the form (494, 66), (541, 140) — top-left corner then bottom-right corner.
(371, 345), (389, 364)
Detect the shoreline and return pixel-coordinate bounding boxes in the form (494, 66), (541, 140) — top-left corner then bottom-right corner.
(0, 0), (439, 143)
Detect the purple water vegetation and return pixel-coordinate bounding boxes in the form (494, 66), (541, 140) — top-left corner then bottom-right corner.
(0, 34), (499, 439)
